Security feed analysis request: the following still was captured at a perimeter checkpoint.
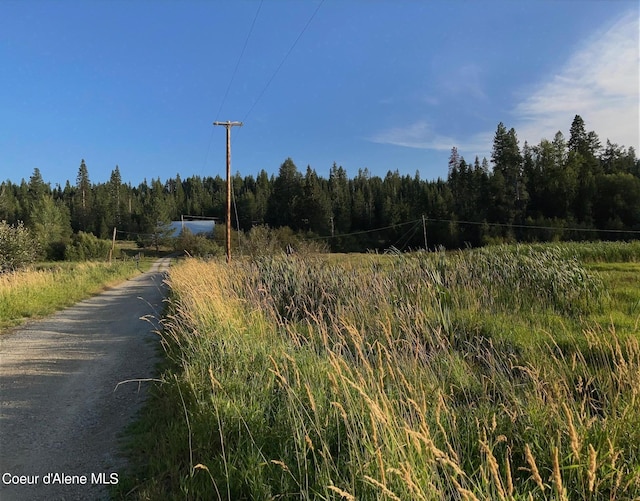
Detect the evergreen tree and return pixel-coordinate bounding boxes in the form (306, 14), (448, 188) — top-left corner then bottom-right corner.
(254, 170), (272, 224)
(108, 165), (122, 228)
(141, 178), (173, 253)
(300, 166), (331, 234)
(568, 115), (588, 155)
(73, 159), (93, 232)
(27, 168), (49, 217)
(329, 163), (351, 233)
(568, 116), (600, 224)
(266, 158), (303, 229)
(30, 195), (73, 259)
(490, 123), (525, 227)
(0, 181), (20, 223)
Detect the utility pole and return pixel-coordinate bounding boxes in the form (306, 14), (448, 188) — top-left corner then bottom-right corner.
(422, 214), (428, 251)
(109, 226), (117, 264)
(213, 121), (243, 263)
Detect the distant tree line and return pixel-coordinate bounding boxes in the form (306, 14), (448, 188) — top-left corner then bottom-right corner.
(1, 115), (638, 258)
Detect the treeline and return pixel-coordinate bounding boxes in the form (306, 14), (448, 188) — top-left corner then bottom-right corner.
(1, 115), (638, 257)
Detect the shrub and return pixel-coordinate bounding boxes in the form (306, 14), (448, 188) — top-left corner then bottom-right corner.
(240, 225), (329, 257)
(0, 220), (39, 272)
(173, 228), (222, 258)
(65, 232), (113, 261)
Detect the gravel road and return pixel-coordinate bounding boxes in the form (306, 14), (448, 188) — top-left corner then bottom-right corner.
(0, 258), (172, 501)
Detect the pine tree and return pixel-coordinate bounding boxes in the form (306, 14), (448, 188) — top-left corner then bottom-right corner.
(329, 163), (351, 233)
(301, 166), (331, 234)
(73, 159), (93, 232)
(109, 166), (122, 229)
(266, 158), (303, 229)
(490, 123), (526, 226)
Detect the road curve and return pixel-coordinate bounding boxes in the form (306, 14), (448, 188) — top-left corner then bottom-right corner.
(0, 258), (172, 501)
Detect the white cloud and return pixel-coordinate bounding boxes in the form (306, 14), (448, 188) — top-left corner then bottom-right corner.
(368, 120), (455, 151)
(369, 9), (639, 160)
(368, 119), (492, 159)
(514, 10), (639, 149)
(442, 63), (488, 101)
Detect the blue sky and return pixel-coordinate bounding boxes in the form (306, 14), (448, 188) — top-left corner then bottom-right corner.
(1, 1), (638, 187)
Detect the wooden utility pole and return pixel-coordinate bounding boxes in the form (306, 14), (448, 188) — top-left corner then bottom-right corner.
(213, 120), (243, 263)
(422, 214), (428, 251)
(109, 226), (117, 264)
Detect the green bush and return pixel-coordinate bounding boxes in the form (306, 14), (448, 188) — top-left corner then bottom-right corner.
(173, 228), (222, 257)
(65, 232), (113, 261)
(240, 225), (328, 257)
(0, 220), (40, 271)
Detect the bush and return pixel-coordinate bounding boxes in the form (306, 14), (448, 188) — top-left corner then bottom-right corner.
(240, 225), (329, 257)
(0, 220), (40, 272)
(65, 232), (113, 261)
(173, 228), (222, 258)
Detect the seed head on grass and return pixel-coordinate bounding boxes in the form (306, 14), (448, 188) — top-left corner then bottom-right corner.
(505, 448), (514, 498)
(327, 485), (356, 501)
(587, 443), (597, 493)
(562, 402), (581, 462)
(363, 475), (402, 501)
(452, 477), (480, 501)
(271, 459), (290, 472)
(523, 443), (545, 492)
(386, 464), (428, 501)
(552, 446), (568, 501)
(479, 440), (506, 500)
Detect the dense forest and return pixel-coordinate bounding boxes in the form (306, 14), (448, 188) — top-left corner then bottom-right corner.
(1, 115), (639, 258)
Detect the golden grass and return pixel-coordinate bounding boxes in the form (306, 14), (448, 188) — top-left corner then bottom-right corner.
(0, 260), (145, 330)
(130, 251), (640, 499)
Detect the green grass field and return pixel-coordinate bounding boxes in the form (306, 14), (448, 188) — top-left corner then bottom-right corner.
(0, 257), (153, 331)
(117, 242), (640, 500)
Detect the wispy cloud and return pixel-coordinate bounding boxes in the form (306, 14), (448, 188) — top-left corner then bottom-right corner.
(368, 120), (455, 151)
(368, 119), (492, 158)
(440, 63), (488, 101)
(514, 10), (639, 149)
(369, 9), (639, 160)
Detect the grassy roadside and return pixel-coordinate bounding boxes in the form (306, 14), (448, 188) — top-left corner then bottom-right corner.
(0, 258), (154, 331)
(117, 243), (640, 500)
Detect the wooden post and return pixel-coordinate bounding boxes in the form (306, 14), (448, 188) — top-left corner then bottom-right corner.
(225, 125), (231, 263)
(213, 121), (243, 264)
(422, 215), (428, 251)
(109, 226), (117, 264)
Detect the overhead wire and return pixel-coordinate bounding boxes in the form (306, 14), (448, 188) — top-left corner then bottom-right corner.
(239, 0), (326, 125)
(394, 220), (422, 251)
(214, 0), (264, 122)
(201, 0), (264, 175)
(307, 219), (423, 240)
(208, 0), (325, 252)
(305, 216), (640, 243)
(423, 217), (640, 235)
(202, 1), (264, 251)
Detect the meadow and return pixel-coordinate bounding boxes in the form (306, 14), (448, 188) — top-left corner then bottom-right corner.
(120, 242), (640, 500)
(0, 257), (151, 330)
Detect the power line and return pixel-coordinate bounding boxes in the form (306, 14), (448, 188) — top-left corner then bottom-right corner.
(306, 216), (640, 243)
(202, 1), (263, 176)
(307, 219), (423, 240)
(214, 0), (264, 122)
(394, 220), (422, 251)
(423, 217), (640, 235)
(240, 0), (325, 124)
(179, 215), (219, 221)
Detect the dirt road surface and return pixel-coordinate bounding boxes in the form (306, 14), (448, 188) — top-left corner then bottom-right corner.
(0, 258), (172, 500)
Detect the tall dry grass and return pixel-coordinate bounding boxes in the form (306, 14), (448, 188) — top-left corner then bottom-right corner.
(0, 260), (144, 329)
(135, 247), (639, 500)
